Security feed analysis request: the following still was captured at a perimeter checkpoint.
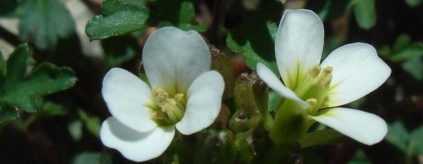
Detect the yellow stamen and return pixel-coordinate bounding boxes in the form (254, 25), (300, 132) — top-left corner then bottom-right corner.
(150, 86), (186, 125)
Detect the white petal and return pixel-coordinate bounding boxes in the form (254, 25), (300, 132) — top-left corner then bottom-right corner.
(176, 71), (224, 135)
(100, 117), (175, 162)
(310, 107), (387, 145)
(257, 63), (309, 108)
(102, 68), (157, 132)
(321, 43), (391, 107)
(276, 9), (324, 89)
(142, 27), (211, 95)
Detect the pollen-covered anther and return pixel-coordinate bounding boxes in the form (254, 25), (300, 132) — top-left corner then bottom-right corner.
(309, 65), (321, 78)
(311, 66), (333, 88)
(174, 93), (184, 102)
(151, 111), (164, 120)
(306, 98), (317, 112)
(150, 86), (186, 124)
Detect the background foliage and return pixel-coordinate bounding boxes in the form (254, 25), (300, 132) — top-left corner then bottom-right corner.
(1, 0), (423, 163)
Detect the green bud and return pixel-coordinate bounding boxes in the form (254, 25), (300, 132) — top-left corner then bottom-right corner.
(209, 45), (235, 100)
(194, 129), (235, 164)
(229, 73), (260, 133)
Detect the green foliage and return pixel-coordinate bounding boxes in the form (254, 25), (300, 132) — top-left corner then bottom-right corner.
(379, 34), (423, 81)
(210, 45), (235, 100)
(386, 121), (423, 162)
(0, 103), (19, 128)
(78, 109), (101, 137)
(150, 0), (206, 31)
(226, 3), (283, 75)
(306, 0), (351, 21)
(405, 0), (422, 7)
(348, 149), (370, 164)
(102, 35), (138, 67)
(194, 129), (235, 163)
(350, 0), (376, 30)
(86, 0), (206, 40)
(19, 0), (75, 50)
(72, 151), (112, 164)
(85, 0), (151, 40)
(0, 0), (19, 17)
(0, 44), (76, 112)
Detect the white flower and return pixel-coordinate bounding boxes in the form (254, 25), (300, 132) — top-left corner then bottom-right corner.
(257, 9), (391, 145)
(100, 27), (225, 162)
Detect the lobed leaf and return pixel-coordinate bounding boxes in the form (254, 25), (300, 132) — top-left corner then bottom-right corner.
(0, 44), (77, 112)
(0, 103), (19, 128)
(19, 0), (75, 50)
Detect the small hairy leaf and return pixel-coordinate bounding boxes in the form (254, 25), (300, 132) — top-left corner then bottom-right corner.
(19, 0), (75, 50)
(0, 44), (77, 112)
(85, 0), (150, 40)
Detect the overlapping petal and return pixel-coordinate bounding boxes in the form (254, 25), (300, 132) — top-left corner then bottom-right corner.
(310, 107), (388, 145)
(100, 117), (175, 162)
(142, 27), (211, 95)
(321, 43), (391, 108)
(276, 9), (324, 89)
(102, 68), (157, 133)
(176, 71), (224, 135)
(256, 63), (309, 108)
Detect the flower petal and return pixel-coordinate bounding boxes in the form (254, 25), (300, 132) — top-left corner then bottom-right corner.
(257, 63), (309, 108)
(176, 71), (224, 135)
(100, 117), (175, 162)
(102, 68), (157, 132)
(310, 107), (387, 145)
(276, 9), (324, 89)
(142, 27), (211, 95)
(321, 43), (391, 107)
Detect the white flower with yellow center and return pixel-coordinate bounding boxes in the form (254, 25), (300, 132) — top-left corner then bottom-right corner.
(100, 27), (224, 162)
(257, 9), (391, 145)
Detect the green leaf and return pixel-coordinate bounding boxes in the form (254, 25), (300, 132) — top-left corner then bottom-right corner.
(102, 35), (138, 68)
(19, 0), (75, 50)
(68, 120), (83, 141)
(306, 0), (351, 21)
(0, 44), (77, 112)
(390, 43), (423, 62)
(226, 3), (283, 75)
(37, 101), (67, 118)
(393, 35), (411, 52)
(385, 121), (410, 152)
(348, 149), (371, 164)
(78, 109), (101, 137)
(0, 103), (19, 128)
(405, 0), (422, 7)
(351, 0), (376, 30)
(0, 51), (5, 75)
(409, 125), (423, 155)
(150, 0), (207, 31)
(72, 152), (113, 164)
(85, 0), (151, 40)
(401, 57), (423, 81)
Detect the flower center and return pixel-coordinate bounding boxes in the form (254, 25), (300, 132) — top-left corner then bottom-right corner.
(150, 86), (186, 126)
(294, 65), (333, 115)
